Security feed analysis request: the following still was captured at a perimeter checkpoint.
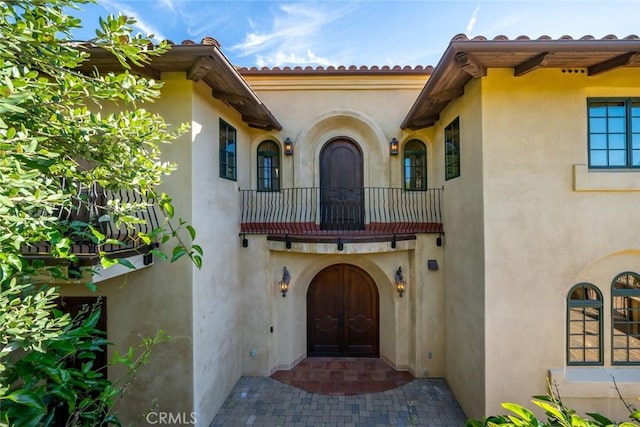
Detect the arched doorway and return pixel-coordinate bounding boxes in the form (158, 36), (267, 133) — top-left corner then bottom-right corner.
(307, 264), (379, 357)
(319, 138), (364, 230)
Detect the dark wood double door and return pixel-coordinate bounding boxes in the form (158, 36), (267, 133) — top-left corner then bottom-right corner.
(307, 264), (379, 357)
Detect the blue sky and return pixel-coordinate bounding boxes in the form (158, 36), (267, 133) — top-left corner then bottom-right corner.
(71, 0), (640, 68)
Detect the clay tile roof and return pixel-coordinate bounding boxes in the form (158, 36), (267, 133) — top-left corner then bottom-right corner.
(402, 33), (640, 130)
(238, 63), (432, 76)
(201, 36), (220, 47)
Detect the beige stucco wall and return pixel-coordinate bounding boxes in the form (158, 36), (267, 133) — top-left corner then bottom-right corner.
(238, 72), (447, 380)
(58, 72), (196, 422)
(54, 59), (640, 424)
(426, 78), (487, 420)
(244, 74), (428, 190)
(57, 72), (264, 426)
(238, 235), (445, 378)
(190, 79), (252, 425)
(481, 67), (640, 421)
(62, 62), (640, 424)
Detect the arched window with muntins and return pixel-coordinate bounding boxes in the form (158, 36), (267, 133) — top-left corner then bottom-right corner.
(612, 272), (640, 364)
(257, 140), (280, 191)
(567, 283), (603, 365)
(403, 139), (427, 190)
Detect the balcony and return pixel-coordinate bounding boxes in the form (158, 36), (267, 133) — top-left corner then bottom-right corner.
(22, 182), (160, 281)
(240, 187), (443, 244)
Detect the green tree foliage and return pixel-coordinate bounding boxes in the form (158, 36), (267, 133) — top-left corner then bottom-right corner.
(466, 381), (640, 427)
(0, 0), (198, 424)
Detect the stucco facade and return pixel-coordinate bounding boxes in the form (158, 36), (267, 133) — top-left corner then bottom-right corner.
(53, 34), (640, 425)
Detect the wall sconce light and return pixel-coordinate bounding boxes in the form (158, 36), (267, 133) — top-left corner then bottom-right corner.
(395, 266), (406, 297)
(389, 137), (399, 155)
(283, 137), (294, 155)
(279, 266), (291, 297)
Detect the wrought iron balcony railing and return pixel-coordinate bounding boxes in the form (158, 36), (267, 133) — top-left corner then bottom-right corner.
(240, 187), (443, 237)
(22, 182), (160, 259)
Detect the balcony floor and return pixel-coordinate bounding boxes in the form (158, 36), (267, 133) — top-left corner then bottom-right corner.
(242, 222), (443, 237)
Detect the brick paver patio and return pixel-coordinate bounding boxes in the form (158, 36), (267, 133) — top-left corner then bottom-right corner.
(211, 376), (466, 426)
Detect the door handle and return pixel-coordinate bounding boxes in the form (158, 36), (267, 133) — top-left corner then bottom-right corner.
(338, 313), (344, 326)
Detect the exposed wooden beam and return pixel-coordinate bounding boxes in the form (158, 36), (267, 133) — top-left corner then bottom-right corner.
(187, 56), (216, 81)
(427, 87), (465, 103)
(131, 65), (161, 80)
(588, 52), (640, 76)
(514, 52), (554, 76)
(455, 52), (486, 78)
(408, 115), (440, 130)
(243, 115), (274, 130)
(212, 90), (248, 104)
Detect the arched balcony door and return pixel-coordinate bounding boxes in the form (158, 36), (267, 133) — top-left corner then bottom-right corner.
(319, 138), (364, 230)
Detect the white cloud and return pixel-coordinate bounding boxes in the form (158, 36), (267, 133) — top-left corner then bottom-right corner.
(466, 5), (480, 35)
(230, 2), (356, 66)
(159, 0), (175, 12)
(97, 0), (167, 41)
(256, 49), (332, 68)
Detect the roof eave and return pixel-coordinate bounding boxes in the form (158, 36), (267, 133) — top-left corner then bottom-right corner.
(79, 44), (282, 132)
(400, 44), (459, 130)
(401, 35), (640, 130)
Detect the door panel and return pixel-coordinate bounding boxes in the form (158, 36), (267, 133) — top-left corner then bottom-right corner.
(344, 266), (378, 355)
(307, 264), (379, 357)
(320, 139), (364, 230)
(307, 266), (343, 355)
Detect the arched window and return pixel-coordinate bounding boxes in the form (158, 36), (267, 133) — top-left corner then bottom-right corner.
(567, 283), (603, 365)
(403, 139), (427, 190)
(257, 140), (280, 191)
(612, 272), (640, 364)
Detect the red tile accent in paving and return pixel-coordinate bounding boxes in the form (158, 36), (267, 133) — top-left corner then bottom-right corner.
(270, 357), (414, 396)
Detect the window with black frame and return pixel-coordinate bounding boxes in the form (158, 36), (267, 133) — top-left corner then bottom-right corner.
(588, 98), (640, 168)
(612, 272), (640, 364)
(219, 119), (236, 181)
(567, 283), (603, 365)
(445, 117), (460, 180)
(403, 139), (427, 190)
(257, 140), (280, 191)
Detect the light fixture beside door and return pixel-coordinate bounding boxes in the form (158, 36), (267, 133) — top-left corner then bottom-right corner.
(279, 266), (291, 297)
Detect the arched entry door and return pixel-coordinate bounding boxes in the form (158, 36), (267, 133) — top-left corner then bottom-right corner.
(319, 138), (364, 230)
(307, 264), (379, 357)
